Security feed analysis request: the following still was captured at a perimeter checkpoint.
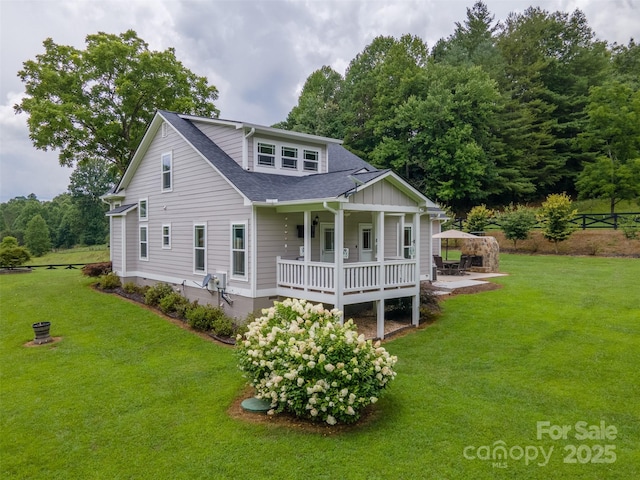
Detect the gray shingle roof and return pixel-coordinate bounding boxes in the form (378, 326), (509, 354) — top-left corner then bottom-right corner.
(159, 110), (389, 203)
(106, 203), (137, 216)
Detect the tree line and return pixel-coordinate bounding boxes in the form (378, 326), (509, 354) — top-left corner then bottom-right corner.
(5, 3), (639, 257)
(276, 2), (640, 215)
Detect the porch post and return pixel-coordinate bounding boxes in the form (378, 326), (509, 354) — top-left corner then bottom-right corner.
(376, 211), (385, 338)
(335, 207), (345, 324)
(304, 210), (311, 290)
(413, 212), (421, 326)
(376, 299), (385, 339)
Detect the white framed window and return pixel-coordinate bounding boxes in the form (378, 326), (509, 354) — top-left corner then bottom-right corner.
(194, 223), (206, 273)
(139, 225), (148, 260)
(231, 222), (247, 279)
(161, 152), (173, 191)
(257, 142), (276, 167)
(303, 149), (319, 171)
(162, 224), (171, 249)
(254, 138), (320, 175)
(138, 198), (148, 220)
(281, 146), (298, 169)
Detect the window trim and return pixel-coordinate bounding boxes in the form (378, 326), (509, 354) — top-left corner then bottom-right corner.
(161, 151), (173, 192)
(162, 224), (171, 250)
(257, 142), (276, 167)
(403, 225), (414, 259)
(303, 149), (319, 172)
(193, 223), (206, 274)
(138, 198), (148, 221)
(139, 225), (148, 261)
(231, 221), (248, 280)
(253, 138), (320, 175)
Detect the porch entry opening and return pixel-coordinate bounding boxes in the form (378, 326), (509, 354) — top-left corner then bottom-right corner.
(320, 223), (334, 262)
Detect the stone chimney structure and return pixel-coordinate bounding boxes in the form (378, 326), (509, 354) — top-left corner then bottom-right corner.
(461, 236), (500, 273)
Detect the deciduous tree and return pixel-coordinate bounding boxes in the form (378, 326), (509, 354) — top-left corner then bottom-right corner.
(537, 193), (577, 253)
(15, 30), (219, 177)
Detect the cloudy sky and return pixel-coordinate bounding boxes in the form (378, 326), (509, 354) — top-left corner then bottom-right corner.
(0, 0), (637, 202)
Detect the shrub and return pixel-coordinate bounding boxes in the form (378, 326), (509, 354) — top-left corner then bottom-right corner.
(159, 291), (190, 315)
(498, 204), (537, 250)
(620, 215), (640, 240)
(144, 283), (175, 307)
(122, 282), (142, 294)
(186, 304), (225, 331)
(211, 315), (234, 337)
(82, 262), (112, 277)
(0, 236), (31, 268)
(464, 204), (494, 233)
(537, 193), (577, 254)
(96, 272), (121, 290)
(236, 298), (398, 425)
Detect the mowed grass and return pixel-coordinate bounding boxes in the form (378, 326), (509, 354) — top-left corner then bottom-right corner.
(1, 255), (638, 479)
(25, 244), (110, 266)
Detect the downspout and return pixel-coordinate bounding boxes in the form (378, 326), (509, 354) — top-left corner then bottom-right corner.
(242, 127), (255, 170)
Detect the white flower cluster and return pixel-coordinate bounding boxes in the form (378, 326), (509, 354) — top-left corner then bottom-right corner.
(236, 298), (397, 425)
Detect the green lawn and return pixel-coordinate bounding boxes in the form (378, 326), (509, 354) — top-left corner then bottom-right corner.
(1, 255), (638, 479)
(25, 245), (110, 266)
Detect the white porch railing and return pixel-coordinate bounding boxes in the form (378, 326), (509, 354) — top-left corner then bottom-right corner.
(276, 257), (416, 294)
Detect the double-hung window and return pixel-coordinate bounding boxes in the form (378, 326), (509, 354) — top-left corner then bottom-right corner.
(303, 150), (319, 172)
(162, 224), (171, 249)
(161, 152), (172, 191)
(281, 146), (298, 169)
(194, 224), (206, 273)
(139, 226), (148, 260)
(257, 142), (275, 167)
(231, 223), (247, 278)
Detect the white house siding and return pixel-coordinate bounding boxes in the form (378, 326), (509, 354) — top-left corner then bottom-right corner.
(120, 127), (252, 311)
(255, 208), (304, 291)
(110, 217), (123, 273)
(192, 122), (244, 166)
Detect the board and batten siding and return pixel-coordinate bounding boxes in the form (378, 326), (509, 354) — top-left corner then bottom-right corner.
(121, 125), (251, 288)
(349, 179), (416, 207)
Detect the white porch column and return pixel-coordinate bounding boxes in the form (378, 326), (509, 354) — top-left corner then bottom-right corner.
(376, 211), (385, 338)
(304, 210), (311, 289)
(334, 207), (345, 324)
(412, 212), (421, 326)
(376, 299), (385, 339)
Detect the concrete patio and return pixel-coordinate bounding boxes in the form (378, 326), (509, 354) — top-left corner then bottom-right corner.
(431, 271), (508, 293)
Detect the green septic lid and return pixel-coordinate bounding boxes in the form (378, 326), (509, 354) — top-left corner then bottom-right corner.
(241, 397), (272, 413)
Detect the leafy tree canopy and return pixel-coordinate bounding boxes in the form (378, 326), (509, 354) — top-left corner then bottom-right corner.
(15, 30), (220, 176)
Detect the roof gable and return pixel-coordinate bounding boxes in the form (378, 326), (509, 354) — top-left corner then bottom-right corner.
(114, 110), (434, 207)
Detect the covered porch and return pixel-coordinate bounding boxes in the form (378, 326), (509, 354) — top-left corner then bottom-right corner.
(271, 203), (423, 339)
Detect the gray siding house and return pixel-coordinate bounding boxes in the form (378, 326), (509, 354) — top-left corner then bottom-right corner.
(104, 110), (446, 338)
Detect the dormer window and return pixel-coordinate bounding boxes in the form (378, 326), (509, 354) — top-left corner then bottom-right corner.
(257, 142), (276, 167)
(281, 146), (298, 169)
(303, 150), (319, 172)
(254, 138), (321, 176)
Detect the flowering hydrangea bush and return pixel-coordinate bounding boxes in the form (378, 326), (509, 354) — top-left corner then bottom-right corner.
(236, 298), (398, 425)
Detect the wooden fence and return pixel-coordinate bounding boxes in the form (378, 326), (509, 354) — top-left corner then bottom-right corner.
(452, 212), (640, 231)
